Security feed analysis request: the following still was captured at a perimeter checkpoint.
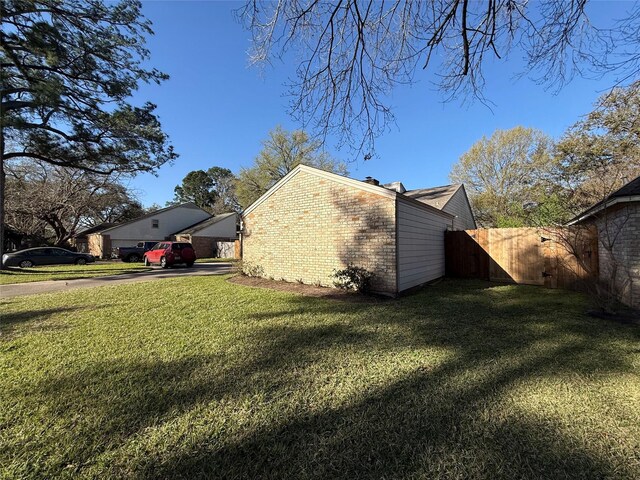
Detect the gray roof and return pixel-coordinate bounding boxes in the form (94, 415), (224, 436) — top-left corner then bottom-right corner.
(608, 175), (640, 197)
(382, 181), (406, 193)
(569, 175), (640, 224)
(403, 184), (462, 209)
(173, 212), (237, 235)
(74, 223), (116, 238)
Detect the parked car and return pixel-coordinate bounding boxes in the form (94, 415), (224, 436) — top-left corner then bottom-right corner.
(114, 241), (159, 263)
(2, 247), (96, 268)
(143, 242), (196, 268)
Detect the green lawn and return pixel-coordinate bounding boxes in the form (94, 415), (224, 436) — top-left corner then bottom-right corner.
(1, 278), (638, 479)
(195, 257), (236, 263)
(0, 262), (151, 285)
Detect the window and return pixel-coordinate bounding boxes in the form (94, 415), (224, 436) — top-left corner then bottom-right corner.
(152, 219), (159, 228)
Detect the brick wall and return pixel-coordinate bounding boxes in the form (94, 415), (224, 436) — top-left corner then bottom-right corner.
(592, 202), (640, 309)
(242, 170), (397, 293)
(174, 234), (237, 258)
(175, 234), (215, 258)
(87, 233), (110, 258)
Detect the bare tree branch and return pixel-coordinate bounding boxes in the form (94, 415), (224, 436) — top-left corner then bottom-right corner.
(238, 0), (638, 156)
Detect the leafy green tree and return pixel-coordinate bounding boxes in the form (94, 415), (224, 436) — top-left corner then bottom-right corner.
(1, 0), (176, 264)
(172, 167), (239, 214)
(554, 80), (640, 216)
(172, 170), (217, 211)
(236, 126), (347, 208)
(450, 127), (554, 227)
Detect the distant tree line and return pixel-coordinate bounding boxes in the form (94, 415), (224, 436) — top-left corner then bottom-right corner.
(450, 81), (640, 227)
(8, 77), (637, 249)
(5, 125), (345, 248)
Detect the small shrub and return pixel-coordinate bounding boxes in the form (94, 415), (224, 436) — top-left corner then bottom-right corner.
(331, 264), (374, 293)
(240, 261), (264, 278)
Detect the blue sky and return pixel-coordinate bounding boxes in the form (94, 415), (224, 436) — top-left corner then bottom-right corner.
(129, 0), (634, 207)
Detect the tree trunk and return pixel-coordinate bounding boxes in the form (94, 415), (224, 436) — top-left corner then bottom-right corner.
(0, 130), (6, 269)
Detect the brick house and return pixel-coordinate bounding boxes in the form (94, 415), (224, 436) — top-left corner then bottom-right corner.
(241, 165), (476, 295)
(173, 212), (238, 258)
(568, 175), (640, 309)
(85, 203), (211, 258)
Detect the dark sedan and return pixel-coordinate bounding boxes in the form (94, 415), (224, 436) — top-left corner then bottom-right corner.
(2, 247), (96, 268)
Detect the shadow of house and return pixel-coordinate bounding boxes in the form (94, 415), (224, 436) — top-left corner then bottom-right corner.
(241, 165), (475, 295)
(567, 175), (640, 309)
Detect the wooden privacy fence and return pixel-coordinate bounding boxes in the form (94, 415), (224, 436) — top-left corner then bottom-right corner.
(445, 227), (599, 290)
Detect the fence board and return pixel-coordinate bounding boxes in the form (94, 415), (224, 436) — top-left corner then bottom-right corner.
(445, 227), (598, 291)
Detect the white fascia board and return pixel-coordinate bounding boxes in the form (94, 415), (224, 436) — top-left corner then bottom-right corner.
(242, 164), (397, 216)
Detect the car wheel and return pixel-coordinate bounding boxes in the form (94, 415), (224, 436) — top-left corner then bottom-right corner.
(19, 259), (34, 268)
(128, 254), (140, 263)
(144, 256), (150, 267)
(160, 256), (168, 269)
(186, 262), (194, 268)
(75, 258), (87, 265)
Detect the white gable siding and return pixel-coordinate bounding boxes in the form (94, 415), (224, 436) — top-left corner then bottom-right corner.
(106, 205), (210, 242)
(193, 214), (237, 238)
(397, 198), (453, 291)
(442, 187), (476, 230)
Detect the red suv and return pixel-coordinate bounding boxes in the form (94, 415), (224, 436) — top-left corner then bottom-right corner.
(143, 241), (196, 268)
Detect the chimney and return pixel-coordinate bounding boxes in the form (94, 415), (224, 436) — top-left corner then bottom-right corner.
(363, 176), (380, 186)
(383, 181), (406, 194)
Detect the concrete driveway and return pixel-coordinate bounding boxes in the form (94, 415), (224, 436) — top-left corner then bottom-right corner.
(0, 262), (235, 298)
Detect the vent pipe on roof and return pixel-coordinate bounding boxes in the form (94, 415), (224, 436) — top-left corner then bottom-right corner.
(363, 176), (380, 186)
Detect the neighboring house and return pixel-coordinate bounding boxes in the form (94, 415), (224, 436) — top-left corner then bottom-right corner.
(568, 175), (640, 310)
(241, 165), (476, 295)
(174, 212), (239, 258)
(403, 183), (477, 230)
(85, 203), (211, 258)
(71, 223), (115, 253)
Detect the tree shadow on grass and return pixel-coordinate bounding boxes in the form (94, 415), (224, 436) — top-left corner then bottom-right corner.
(0, 306), (82, 339)
(14, 280), (640, 478)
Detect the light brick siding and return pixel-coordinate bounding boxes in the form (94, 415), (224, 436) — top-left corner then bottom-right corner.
(592, 202), (640, 309)
(87, 233), (110, 258)
(242, 170), (397, 293)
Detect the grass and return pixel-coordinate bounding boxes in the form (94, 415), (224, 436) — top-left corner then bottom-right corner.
(1, 278), (638, 479)
(0, 262), (150, 285)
